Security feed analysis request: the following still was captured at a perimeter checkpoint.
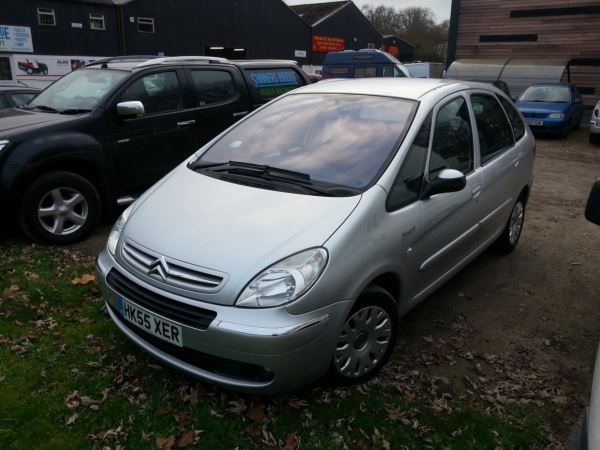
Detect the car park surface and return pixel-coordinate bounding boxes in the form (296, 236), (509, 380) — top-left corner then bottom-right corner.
(516, 83), (584, 138)
(0, 55), (310, 245)
(95, 78), (535, 394)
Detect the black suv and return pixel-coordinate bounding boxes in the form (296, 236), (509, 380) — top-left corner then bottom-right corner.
(0, 56), (310, 244)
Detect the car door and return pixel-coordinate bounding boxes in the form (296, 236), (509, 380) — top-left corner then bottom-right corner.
(468, 92), (522, 239)
(108, 69), (198, 195)
(408, 94), (484, 301)
(184, 66), (250, 148)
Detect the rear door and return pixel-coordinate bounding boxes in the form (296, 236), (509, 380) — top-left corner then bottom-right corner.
(183, 66), (250, 148)
(108, 69), (198, 194)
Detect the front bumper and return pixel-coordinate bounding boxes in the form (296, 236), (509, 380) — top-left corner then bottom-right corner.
(525, 117), (568, 134)
(590, 118), (600, 136)
(96, 249), (352, 394)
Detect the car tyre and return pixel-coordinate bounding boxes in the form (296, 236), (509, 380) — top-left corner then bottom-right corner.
(19, 171), (101, 245)
(493, 196), (526, 254)
(590, 133), (600, 145)
(328, 285), (398, 385)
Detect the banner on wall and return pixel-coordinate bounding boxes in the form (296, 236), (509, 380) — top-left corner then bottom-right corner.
(0, 25), (33, 53)
(312, 35), (345, 53)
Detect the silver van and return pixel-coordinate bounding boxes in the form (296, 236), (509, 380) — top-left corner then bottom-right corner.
(96, 78), (535, 394)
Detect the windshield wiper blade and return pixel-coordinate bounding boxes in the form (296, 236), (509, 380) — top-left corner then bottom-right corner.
(60, 108), (92, 114)
(29, 105), (59, 113)
(187, 160), (229, 170)
(227, 160), (311, 181)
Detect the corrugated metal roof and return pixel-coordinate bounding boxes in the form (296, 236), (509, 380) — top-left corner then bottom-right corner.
(289, 1), (350, 26)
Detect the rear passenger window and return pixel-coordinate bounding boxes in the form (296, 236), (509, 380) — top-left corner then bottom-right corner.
(11, 93), (36, 107)
(355, 67), (377, 78)
(498, 96), (525, 141)
(430, 97), (473, 176)
(119, 71), (182, 115)
(471, 94), (514, 165)
(387, 113), (431, 211)
(247, 68), (303, 102)
(190, 70), (236, 106)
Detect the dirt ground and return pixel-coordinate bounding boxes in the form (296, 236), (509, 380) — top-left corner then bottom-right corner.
(3, 128), (599, 444)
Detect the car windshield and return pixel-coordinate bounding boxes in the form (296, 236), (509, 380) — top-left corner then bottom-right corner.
(518, 85), (570, 103)
(29, 68), (128, 112)
(197, 93), (417, 190)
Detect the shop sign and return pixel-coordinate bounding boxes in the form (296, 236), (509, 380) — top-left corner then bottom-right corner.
(312, 35), (345, 53)
(0, 25), (33, 53)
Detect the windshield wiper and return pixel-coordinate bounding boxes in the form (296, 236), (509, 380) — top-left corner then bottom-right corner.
(27, 105), (59, 113)
(60, 108), (92, 114)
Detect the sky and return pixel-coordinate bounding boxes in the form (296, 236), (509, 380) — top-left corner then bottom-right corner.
(285, 0), (452, 22)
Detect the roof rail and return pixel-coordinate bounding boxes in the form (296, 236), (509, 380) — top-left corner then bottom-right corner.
(136, 56), (229, 67)
(84, 55), (158, 68)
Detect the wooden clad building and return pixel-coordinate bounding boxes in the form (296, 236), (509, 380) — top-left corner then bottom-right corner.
(448, 0), (600, 106)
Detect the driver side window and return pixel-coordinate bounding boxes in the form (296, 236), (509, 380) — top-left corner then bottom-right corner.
(119, 71), (182, 115)
(429, 97), (473, 178)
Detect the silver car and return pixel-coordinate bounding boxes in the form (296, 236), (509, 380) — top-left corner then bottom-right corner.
(96, 78), (535, 394)
(590, 100), (600, 145)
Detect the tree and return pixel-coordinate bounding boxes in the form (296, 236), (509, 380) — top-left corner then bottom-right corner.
(361, 4), (449, 62)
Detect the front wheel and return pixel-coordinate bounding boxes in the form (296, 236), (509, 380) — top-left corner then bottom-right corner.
(329, 286), (398, 385)
(19, 171), (101, 245)
(493, 197), (526, 254)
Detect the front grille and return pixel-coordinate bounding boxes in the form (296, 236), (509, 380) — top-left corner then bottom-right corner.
(111, 304), (273, 383)
(121, 240), (224, 293)
(522, 112), (547, 118)
(106, 270), (216, 329)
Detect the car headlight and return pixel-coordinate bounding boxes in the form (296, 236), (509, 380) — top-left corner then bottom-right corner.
(548, 113), (565, 119)
(107, 204), (134, 256)
(236, 248), (328, 308)
(0, 140), (10, 153)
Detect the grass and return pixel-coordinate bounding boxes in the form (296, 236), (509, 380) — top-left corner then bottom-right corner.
(0, 243), (549, 449)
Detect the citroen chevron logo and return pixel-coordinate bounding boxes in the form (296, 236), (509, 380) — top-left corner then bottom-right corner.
(147, 256), (169, 281)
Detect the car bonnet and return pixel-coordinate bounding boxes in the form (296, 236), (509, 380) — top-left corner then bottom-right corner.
(118, 166), (361, 306)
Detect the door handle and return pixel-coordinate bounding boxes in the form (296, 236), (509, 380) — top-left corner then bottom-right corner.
(177, 119), (196, 127)
(471, 185), (482, 199)
(233, 111), (248, 117)
(512, 155), (521, 167)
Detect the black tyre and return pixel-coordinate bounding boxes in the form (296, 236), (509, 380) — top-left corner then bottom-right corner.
(590, 133), (600, 145)
(329, 285), (398, 385)
(493, 196), (526, 254)
(19, 171), (101, 245)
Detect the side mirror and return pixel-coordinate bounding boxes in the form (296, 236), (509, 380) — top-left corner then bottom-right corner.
(422, 168), (467, 199)
(116, 101), (145, 118)
(585, 179), (600, 226)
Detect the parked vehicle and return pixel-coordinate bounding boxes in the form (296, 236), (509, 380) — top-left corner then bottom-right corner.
(404, 62), (443, 78)
(0, 86), (40, 110)
(96, 78), (535, 394)
(516, 83), (583, 138)
(589, 100), (600, 145)
(17, 59), (49, 75)
(322, 49), (410, 79)
(0, 55), (310, 244)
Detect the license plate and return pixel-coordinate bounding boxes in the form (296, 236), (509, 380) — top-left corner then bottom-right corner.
(118, 297), (183, 347)
(528, 120), (543, 126)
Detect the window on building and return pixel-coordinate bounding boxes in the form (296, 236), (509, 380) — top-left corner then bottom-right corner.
(470, 94), (514, 165)
(37, 8), (56, 26)
(137, 17), (155, 33)
(430, 97), (473, 176)
(190, 70), (237, 106)
(89, 14), (105, 31)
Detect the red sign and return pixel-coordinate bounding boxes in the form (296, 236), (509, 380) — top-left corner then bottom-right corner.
(386, 46), (399, 57)
(312, 35), (345, 53)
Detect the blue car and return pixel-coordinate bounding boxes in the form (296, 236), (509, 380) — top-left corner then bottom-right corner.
(516, 83), (584, 138)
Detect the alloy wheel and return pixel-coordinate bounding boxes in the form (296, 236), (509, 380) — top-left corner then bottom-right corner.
(37, 187), (89, 236)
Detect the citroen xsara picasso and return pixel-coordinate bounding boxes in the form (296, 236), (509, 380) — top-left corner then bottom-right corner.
(96, 78), (535, 394)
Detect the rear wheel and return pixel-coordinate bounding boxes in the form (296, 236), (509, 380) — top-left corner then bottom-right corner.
(590, 133), (600, 145)
(493, 197), (526, 254)
(19, 171), (101, 245)
(329, 286), (398, 384)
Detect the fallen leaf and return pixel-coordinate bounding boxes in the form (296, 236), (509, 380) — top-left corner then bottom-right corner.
(176, 431), (197, 448)
(246, 405), (266, 422)
(66, 413), (78, 425)
(282, 433), (299, 450)
(156, 435), (175, 450)
(71, 274), (96, 285)
(64, 391), (81, 409)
